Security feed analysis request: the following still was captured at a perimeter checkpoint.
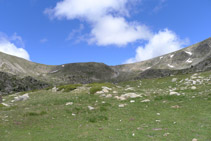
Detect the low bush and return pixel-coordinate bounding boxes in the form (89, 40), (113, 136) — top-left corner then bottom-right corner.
(57, 84), (82, 92)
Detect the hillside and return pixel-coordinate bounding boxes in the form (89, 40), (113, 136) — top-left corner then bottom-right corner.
(0, 70), (210, 140)
(0, 37), (211, 94)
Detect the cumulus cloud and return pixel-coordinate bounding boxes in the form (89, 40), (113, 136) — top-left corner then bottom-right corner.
(90, 16), (152, 46)
(45, 0), (151, 46)
(125, 29), (189, 63)
(0, 33), (30, 60)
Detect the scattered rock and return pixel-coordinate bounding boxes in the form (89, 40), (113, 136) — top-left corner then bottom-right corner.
(153, 128), (162, 131)
(118, 104), (126, 108)
(1, 103), (10, 107)
(88, 106), (95, 110)
(171, 105), (180, 109)
(106, 94), (112, 98)
(113, 91), (118, 94)
(172, 78), (178, 82)
(65, 102), (73, 106)
(191, 86), (197, 90)
(14, 93), (29, 102)
(52, 87), (58, 92)
(115, 93), (142, 100)
(141, 99), (150, 103)
(170, 91), (180, 96)
(125, 87), (134, 91)
(132, 133), (135, 136)
(155, 120), (161, 122)
(192, 138), (197, 141)
(157, 113), (160, 116)
(163, 133), (170, 136)
(130, 100), (135, 103)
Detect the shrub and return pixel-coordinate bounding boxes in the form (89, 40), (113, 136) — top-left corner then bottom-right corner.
(57, 84), (82, 92)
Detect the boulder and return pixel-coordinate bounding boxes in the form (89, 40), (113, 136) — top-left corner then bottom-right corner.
(14, 93), (29, 102)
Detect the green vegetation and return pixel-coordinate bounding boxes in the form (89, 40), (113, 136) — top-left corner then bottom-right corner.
(57, 84), (82, 92)
(0, 71), (211, 140)
(88, 82), (114, 94)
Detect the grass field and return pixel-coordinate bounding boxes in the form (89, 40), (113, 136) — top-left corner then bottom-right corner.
(0, 71), (211, 141)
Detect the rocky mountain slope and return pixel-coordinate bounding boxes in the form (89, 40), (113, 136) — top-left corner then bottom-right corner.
(0, 37), (211, 94)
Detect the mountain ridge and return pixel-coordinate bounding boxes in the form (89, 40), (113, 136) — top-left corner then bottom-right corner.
(0, 37), (211, 94)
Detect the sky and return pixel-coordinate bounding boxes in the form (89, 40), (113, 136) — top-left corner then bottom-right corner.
(0, 0), (210, 66)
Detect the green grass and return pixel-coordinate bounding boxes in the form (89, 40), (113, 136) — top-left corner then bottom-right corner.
(57, 84), (82, 92)
(0, 71), (211, 140)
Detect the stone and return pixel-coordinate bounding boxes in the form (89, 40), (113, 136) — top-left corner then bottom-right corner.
(170, 91), (180, 96)
(141, 99), (150, 103)
(88, 106), (95, 110)
(14, 93), (29, 102)
(52, 87), (58, 92)
(1, 103), (9, 107)
(106, 94), (112, 98)
(191, 86), (197, 90)
(172, 78), (178, 82)
(65, 102), (73, 106)
(130, 100), (135, 103)
(118, 104), (126, 108)
(192, 138), (197, 141)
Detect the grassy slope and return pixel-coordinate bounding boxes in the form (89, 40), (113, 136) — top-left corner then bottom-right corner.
(0, 71), (211, 141)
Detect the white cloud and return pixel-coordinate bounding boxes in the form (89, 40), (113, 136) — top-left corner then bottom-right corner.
(45, 0), (128, 21)
(0, 33), (30, 60)
(90, 16), (152, 46)
(125, 29), (189, 63)
(45, 0), (151, 46)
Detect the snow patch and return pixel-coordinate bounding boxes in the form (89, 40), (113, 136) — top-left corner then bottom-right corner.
(49, 70), (59, 74)
(185, 51), (192, 56)
(168, 64), (174, 68)
(186, 58), (193, 63)
(170, 54), (174, 58)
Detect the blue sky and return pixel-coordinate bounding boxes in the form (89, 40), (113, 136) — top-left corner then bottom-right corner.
(0, 0), (210, 65)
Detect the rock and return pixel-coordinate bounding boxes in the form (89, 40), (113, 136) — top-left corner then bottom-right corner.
(170, 91), (180, 96)
(88, 106), (95, 110)
(157, 113), (160, 116)
(192, 138), (197, 141)
(171, 105), (180, 108)
(172, 78), (178, 82)
(141, 99), (150, 103)
(125, 87), (134, 91)
(14, 93), (29, 102)
(106, 94), (112, 98)
(191, 86), (197, 90)
(1, 103), (10, 107)
(130, 100), (135, 103)
(52, 87), (58, 92)
(113, 91), (118, 94)
(102, 86), (112, 91)
(65, 102), (73, 106)
(118, 104), (126, 108)
(115, 93), (142, 100)
(163, 133), (170, 136)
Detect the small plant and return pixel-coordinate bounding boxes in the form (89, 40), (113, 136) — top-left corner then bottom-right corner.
(57, 84), (82, 92)
(90, 86), (102, 94)
(88, 82), (114, 94)
(24, 111), (47, 116)
(88, 115), (108, 123)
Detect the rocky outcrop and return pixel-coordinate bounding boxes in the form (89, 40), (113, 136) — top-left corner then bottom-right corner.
(0, 72), (49, 95)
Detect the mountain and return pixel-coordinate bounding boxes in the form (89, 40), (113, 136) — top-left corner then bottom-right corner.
(0, 37), (211, 94)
